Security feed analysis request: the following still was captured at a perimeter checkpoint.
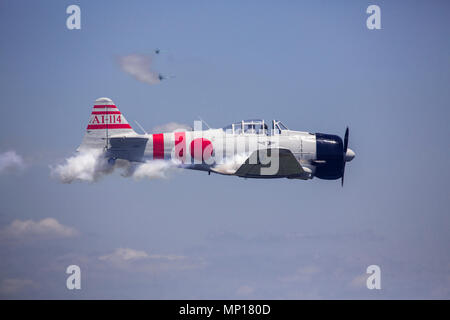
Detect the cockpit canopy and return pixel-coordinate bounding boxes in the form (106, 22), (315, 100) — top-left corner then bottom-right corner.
(222, 119), (288, 135)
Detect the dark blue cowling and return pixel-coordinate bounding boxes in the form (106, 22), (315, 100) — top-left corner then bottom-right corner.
(314, 133), (344, 180)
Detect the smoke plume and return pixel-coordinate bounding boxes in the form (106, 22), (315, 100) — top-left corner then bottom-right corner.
(212, 153), (250, 175)
(51, 149), (178, 183)
(118, 54), (160, 85)
(0, 150), (26, 174)
(132, 160), (175, 180)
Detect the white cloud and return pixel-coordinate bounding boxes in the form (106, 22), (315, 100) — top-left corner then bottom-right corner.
(236, 285), (254, 296)
(350, 273), (369, 288)
(0, 278), (36, 295)
(98, 248), (190, 273)
(0, 150), (26, 173)
(278, 265), (321, 283)
(1, 218), (78, 239)
(99, 248), (185, 263)
(99, 248), (149, 262)
(118, 54), (160, 85)
(148, 254), (186, 261)
(152, 122), (192, 133)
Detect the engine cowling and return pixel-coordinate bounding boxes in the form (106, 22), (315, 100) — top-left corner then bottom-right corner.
(314, 133), (344, 180)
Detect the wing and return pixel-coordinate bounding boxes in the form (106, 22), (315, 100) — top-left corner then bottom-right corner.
(234, 148), (306, 178)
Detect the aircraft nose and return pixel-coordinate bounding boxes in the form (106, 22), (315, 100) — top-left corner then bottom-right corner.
(345, 148), (355, 162)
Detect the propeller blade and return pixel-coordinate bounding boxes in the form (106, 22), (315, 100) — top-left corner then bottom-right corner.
(343, 127), (349, 154)
(342, 127), (349, 187)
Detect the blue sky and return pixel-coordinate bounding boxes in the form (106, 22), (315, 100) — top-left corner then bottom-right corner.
(0, 0), (449, 299)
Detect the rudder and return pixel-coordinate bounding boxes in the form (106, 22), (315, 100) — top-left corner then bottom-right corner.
(78, 97), (136, 151)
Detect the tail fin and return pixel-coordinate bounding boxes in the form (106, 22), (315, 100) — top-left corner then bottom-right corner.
(78, 97), (136, 151)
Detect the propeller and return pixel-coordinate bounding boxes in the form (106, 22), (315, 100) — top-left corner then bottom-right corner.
(341, 127), (349, 187)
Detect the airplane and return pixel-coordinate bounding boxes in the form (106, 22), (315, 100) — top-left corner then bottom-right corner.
(158, 73), (175, 81)
(154, 48), (167, 55)
(79, 98), (356, 185)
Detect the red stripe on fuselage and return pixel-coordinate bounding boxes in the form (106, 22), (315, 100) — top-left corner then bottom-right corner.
(153, 134), (164, 159)
(174, 132), (186, 162)
(87, 124), (132, 130)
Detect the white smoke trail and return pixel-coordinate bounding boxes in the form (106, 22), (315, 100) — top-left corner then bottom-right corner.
(211, 153), (250, 175)
(131, 160), (177, 180)
(118, 54), (160, 85)
(51, 149), (111, 183)
(0, 150), (26, 174)
(51, 149), (179, 183)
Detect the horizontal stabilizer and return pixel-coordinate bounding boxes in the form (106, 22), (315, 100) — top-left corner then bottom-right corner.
(107, 137), (148, 162)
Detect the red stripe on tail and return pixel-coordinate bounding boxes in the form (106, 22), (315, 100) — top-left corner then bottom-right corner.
(93, 105), (118, 109)
(87, 124), (132, 130)
(91, 111), (122, 115)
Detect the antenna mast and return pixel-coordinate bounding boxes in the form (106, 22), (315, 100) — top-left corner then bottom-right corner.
(198, 116), (211, 130)
(105, 112), (109, 151)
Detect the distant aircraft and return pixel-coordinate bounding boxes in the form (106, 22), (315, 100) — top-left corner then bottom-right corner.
(154, 48), (167, 55)
(158, 73), (175, 81)
(79, 98), (356, 185)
